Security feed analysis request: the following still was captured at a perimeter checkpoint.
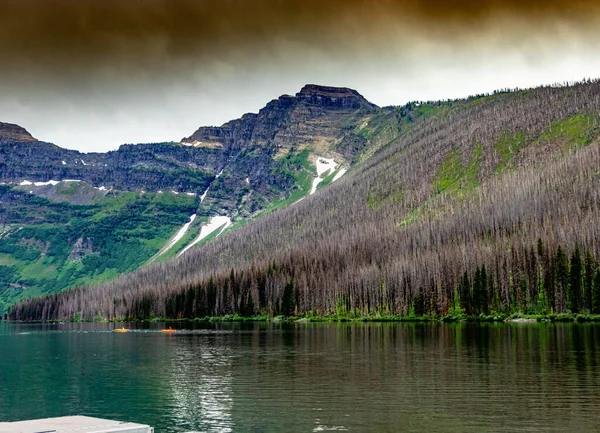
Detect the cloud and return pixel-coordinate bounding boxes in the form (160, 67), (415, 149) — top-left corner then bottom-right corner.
(0, 0), (599, 151)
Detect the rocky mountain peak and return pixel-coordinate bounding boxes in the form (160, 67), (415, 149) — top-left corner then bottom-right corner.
(0, 122), (36, 142)
(296, 84), (377, 110)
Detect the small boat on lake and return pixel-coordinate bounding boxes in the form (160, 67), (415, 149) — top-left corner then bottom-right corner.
(161, 326), (175, 333)
(114, 328), (129, 333)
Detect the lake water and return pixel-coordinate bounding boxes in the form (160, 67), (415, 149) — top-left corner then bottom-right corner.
(1, 321), (600, 432)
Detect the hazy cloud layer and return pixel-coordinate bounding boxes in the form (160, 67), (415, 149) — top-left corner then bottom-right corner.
(1, 0), (599, 151)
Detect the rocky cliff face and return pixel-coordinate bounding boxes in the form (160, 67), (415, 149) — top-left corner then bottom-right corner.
(181, 84), (378, 216)
(185, 84), (376, 149)
(0, 122), (37, 142)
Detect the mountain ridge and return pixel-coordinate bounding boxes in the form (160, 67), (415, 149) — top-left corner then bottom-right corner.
(0, 84), (392, 313)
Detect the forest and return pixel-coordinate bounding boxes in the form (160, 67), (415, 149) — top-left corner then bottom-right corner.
(7, 79), (600, 321)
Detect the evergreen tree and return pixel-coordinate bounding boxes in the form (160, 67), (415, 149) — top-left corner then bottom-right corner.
(584, 249), (595, 312)
(545, 252), (556, 312)
(569, 246), (582, 313)
(459, 271), (472, 314)
(473, 267), (482, 314)
(281, 280), (295, 316)
(593, 269), (600, 315)
(413, 293), (425, 317)
(537, 238), (544, 258)
(245, 290), (255, 316)
(207, 275), (217, 316)
(519, 276), (529, 313)
(555, 246), (569, 313)
(481, 264), (489, 315)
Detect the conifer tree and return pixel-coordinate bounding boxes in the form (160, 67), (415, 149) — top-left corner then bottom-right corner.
(481, 264), (489, 315)
(569, 246), (582, 313)
(584, 249), (595, 312)
(245, 290), (255, 316)
(537, 238), (544, 258)
(556, 246), (569, 313)
(459, 271), (471, 314)
(473, 267), (482, 314)
(519, 277), (529, 313)
(413, 293), (425, 317)
(545, 251), (556, 312)
(593, 270), (600, 315)
(281, 280), (295, 316)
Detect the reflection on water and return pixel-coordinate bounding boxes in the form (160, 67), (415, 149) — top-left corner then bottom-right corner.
(167, 334), (233, 433)
(1, 322), (600, 432)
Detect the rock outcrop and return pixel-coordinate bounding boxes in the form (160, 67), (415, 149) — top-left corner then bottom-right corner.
(0, 122), (36, 142)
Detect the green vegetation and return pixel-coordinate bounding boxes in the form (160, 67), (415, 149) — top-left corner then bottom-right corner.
(368, 188), (404, 210)
(495, 131), (527, 172)
(435, 145), (482, 194)
(538, 114), (599, 150)
(21, 311), (600, 324)
(259, 149), (315, 215)
(316, 168), (339, 191)
(0, 186), (199, 314)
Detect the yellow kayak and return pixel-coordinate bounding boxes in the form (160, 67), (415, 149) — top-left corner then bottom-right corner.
(114, 327), (129, 333)
(161, 327), (175, 333)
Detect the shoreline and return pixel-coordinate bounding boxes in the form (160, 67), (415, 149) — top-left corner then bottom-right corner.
(5, 312), (600, 324)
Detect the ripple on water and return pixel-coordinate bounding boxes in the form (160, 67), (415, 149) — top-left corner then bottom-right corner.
(1, 322), (600, 432)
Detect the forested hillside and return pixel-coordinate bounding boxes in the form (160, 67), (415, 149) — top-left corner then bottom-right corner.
(8, 80), (600, 321)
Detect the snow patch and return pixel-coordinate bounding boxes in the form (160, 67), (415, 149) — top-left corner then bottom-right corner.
(158, 214), (196, 256)
(310, 158), (338, 195)
(97, 186), (107, 191)
(171, 190), (179, 195)
(332, 168), (348, 183)
(157, 190), (163, 194)
(180, 140), (224, 149)
(34, 180), (60, 186)
(200, 188), (209, 202)
(61, 160), (66, 165)
(216, 169), (224, 178)
(245, 177), (250, 185)
(178, 215), (232, 257)
(315, 158), (336, 177)
(21, 179), (86, 187)
(310, 178), (324, 195)
(186, 192), (196, 196)
(80, 159), (88, 166)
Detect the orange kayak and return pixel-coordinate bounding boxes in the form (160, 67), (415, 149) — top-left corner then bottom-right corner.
(114, 328), (129, 333)
(161, 328), (176, 333)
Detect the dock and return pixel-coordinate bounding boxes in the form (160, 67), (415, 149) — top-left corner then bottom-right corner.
(0, 416), (154, 433)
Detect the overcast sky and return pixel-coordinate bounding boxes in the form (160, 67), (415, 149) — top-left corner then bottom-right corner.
(1, 0), (599, 152)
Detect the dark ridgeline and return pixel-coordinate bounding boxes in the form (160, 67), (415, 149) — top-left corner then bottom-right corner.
(7, 80), (600, 321)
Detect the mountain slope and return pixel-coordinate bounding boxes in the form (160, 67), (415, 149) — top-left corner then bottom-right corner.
(0, 85), (393, 313)
(9, 80), (600, 321)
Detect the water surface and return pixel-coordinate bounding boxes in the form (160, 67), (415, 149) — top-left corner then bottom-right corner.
(1, 321), (600, 432)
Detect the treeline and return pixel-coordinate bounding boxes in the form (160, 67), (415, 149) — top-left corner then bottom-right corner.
(7, 80), (600, 321)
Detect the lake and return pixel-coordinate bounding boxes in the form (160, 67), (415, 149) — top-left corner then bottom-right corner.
(1, 321), (600, 432)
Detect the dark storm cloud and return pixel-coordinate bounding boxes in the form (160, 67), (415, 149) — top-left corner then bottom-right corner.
(0, 0), (599, 151)
(1, 0), (597, 73)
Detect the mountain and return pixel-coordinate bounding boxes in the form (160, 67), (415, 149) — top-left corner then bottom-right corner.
(0, 85), (388, 314)
(9, 80), (600, 321)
